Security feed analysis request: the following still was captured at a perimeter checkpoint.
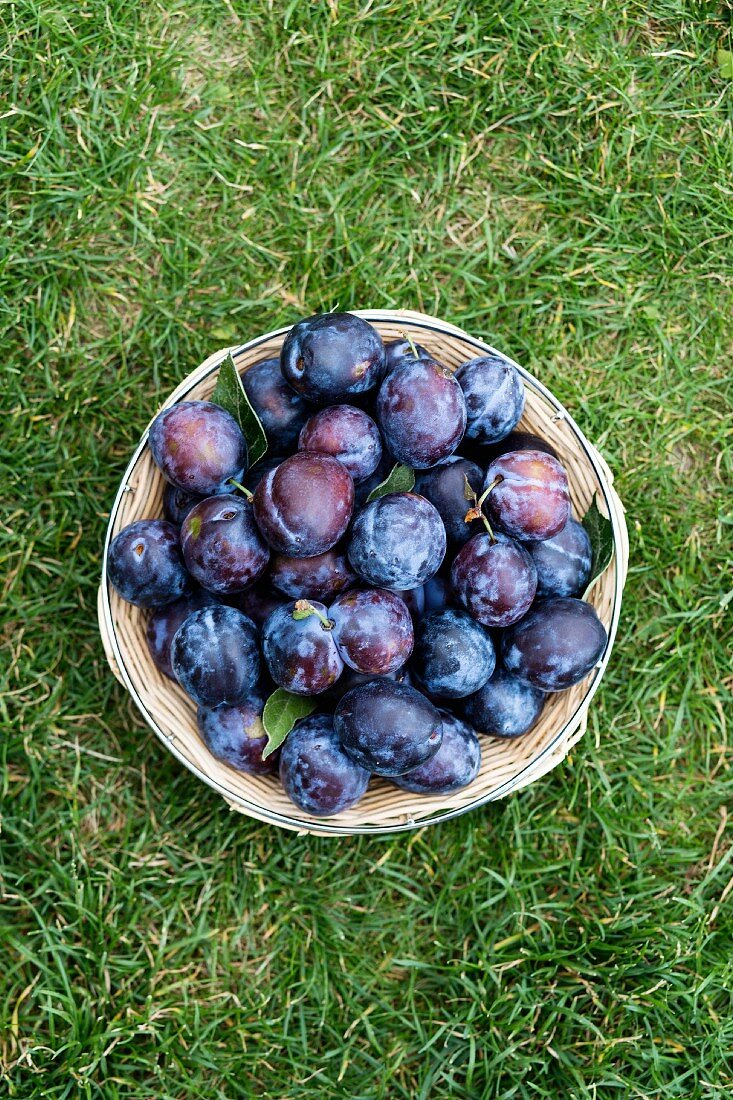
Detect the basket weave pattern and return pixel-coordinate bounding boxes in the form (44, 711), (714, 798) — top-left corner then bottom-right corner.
(99, 311), (628, 835)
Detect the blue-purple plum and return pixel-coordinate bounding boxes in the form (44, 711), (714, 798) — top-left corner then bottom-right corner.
(456, 354), (525, 444)
(149, 401), (247, 495)
(347, 492), (446, 591)
(261, 600), (343, 695)
(146, 589), (218, 679)
(171, 605), (260, 707)
(279, 714), (370, 816)
(463, 665), (546, 737)
(526, 517), (592, 597)
(163, 484), (205, 526)
(414, 456), (484, 546)
(329, 588), (414, 675)
(392, 712), (481, 794)
(240, 356), (310, 451)
(411, 609), (495, 699)
(423, 575), (452, 614)
(334, 679), (442, 776)
(181, 496), (270, 595)
(280, 312), (385, 403)
(485, 450), (570, 542)
(108, 519), (191, 608)
(197, 690), (278, 776)
(377, 357), (467, 468)
(253, 451), (354, 557)
(269, 547), (355, 602)
(502, 597), (608, 691)
(451, 532), (537, 628)
(298, 404), (382, 483)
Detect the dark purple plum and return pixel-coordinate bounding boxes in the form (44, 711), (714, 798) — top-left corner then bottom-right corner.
(108, 519), (191, 608)
(477, 430), (558, 464)
(451, 532), (537, 628)
(298, 405), (382, 483)
(269, 547), (355, 602)
(149, 401), (247, 496)
(484, 450), (570, 542)
(243, 455), (284, 494)
(262, 600), (343, 695)
(395, 585), (426, 622)
(146, 589), (219, 679)
(253, 451), (354, 557)
(181, 496), (270, 595)
(377, 357), (467, 468)
(347, 492), (446, 591)
(240, 357), (310, 451)
(463, 665), (546, 737)
(334, 679), (443, 776)
(411, 609), (496, 699)
(279, 714), (370, 816)
(197, 690), (278, 776)
(163, 484), (205, 526)
(392, 712), (481, 794)
(329, 588), (414, 675)
(502, 596), (608, 691)
(227, 582), (286, 628)
(527, 517), (592, 597)
(414, 456), (484, 546)
(281, 312), (385, 403)
(382, 337), (431, 376)
(423, 575), (452, 614)
(456, 354), (525, 444)
(321, 666), (406, 706)
(171, 605), (260, 707)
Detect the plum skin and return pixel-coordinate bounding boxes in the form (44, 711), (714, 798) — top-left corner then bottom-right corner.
(149, 401), (247, 496)
(463, 665), (546, 738)
(410, 609), (496, 699)
(526, 517), (592, 597)
(347, 492), (446, 591)
(181, 496), (270, 595)
(501, 596), (608, 691)
(253, 451), (354, 557)
(146, 589), (219, 679)
(456, 354), (525, 445)
(334, 679), (443, 776)
(280, 312), (385, 403)
(485, 449), (570, 542)
(197, 690), (278, 776)
(108, 519), (191, 608)
(261, 601), (343, 695)
(171, 605), (260, 707)
(279, 714), (370, 817)
(298, 404), (382, 483)
(377, 357), (467, 469)
(240, 357), (310, 452)
(329, 588), (414, 675)
(414, 456), (484, 546)
(451, 532), (537, 628)
(392, 711), (481, 794)
(269, 547), (355, 602)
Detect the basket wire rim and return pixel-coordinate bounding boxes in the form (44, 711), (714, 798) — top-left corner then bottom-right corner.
(100, 311), (626, 835)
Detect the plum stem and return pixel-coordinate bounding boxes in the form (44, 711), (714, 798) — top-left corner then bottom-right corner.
(292, 599), (333, 630)
(400, 330), (420, 360)
(464, 475), (501, 543)
(228, 478), (253, 500)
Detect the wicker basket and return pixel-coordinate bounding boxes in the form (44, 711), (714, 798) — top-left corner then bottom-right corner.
(98, 310), (628, 836)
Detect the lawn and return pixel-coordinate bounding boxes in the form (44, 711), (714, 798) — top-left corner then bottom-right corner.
(2, 1), (732, 1096)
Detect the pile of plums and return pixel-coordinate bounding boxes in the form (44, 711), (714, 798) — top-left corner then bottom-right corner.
(107, 312), (607, 818)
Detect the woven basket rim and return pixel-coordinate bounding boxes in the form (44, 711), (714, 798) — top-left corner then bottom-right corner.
(100, 310), (628, 835)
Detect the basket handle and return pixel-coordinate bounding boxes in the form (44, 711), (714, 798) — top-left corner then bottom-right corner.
(97, 584), (125, 686)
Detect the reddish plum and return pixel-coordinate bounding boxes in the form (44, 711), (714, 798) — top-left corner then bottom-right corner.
(149, 401), (247, 495)
(451, 532), (537, 628)
(484, 450), (570, 542)
(298, 404), (382, 483)
(270, 547), (355, 602)
(377, 357), (466, 468)
(253, 451), (354, 557)
(181, 496), (270, 595)
(329, 588), (414, 675)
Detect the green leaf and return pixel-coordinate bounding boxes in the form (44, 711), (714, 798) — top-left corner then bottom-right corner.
(717, 49), (733, 79)
(261, 689), (316, 759)
(582, 496), (615, 590)
(366, 463), (415, 502)
(211, 353), (268, 467)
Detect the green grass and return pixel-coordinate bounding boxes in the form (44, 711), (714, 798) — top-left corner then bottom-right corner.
(2, 0), (732, 1095)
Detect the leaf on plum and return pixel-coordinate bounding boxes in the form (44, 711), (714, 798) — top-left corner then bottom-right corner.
(366, 463), (415, 502)
(211, 353), (268, 467)
(262, 688), (316, 759)
(582, 496), (614, 589)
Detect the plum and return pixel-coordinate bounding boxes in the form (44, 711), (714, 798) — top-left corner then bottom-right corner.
(456, 354), (525, 444)
(181, 496), (270, 595)
(146, 588), (219, 679)
(279, 714), (370, 816)
(411, 609), (496, 699)
(334, 679), (443, 776)
(269, 547), (355, 602)
(347, 492), (446, 591)
(382, 337), (430, 375)
(414, 456), (484, 546)
(451, 532), (537, 628)
(477, 430), (558, 464)
(240, 356), (310, 451)
(280, 312), (385, 403)
(526, 517), (592, 597)
(171, 605), (260, 707)
(484, 450), (570, 542)
(501, 596), (608, 691)
(463, 665), (546, 737)
(226, 582), (286, 628)
(392, 712), (481, 794)
(377, 357), (467, 468)
(162, 484), (205, 526)
(298, 404), (382, 483)
(329, 588), (414, 675)
(253, 451), (354, 557)
(261, 600), (343, 695)
(149, 401), (247, 496)
(108, 519), (191, 608)
(197, 690), (278, 776)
